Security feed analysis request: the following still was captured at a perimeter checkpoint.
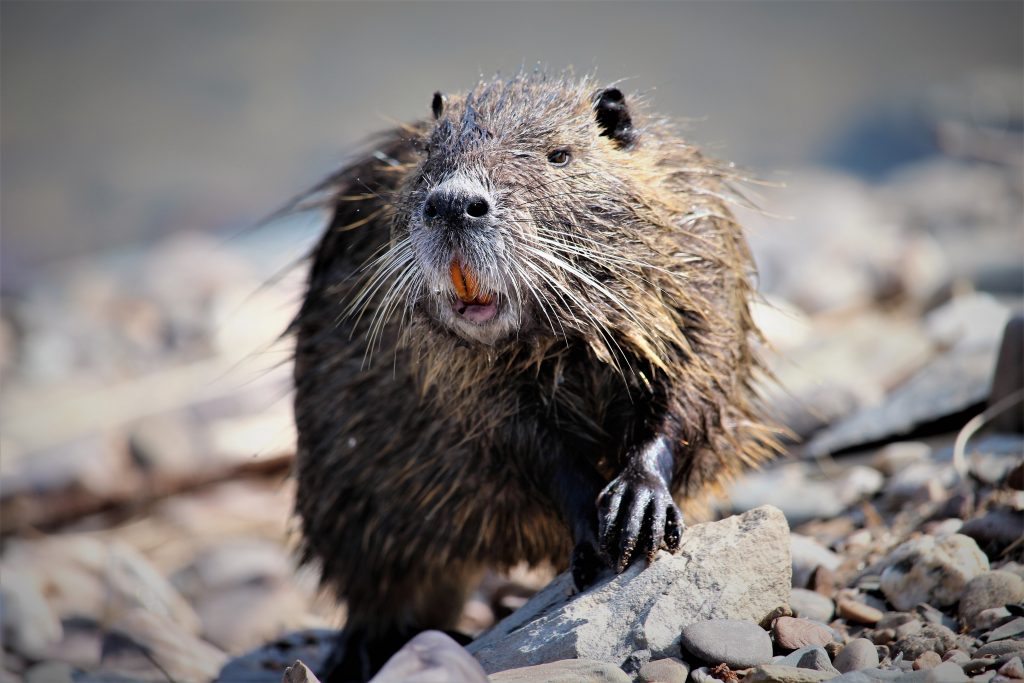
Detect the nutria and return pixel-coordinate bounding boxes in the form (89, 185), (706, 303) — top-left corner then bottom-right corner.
(291, 70), (777, 682)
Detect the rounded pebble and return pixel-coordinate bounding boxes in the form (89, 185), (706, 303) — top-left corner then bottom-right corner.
(774, 617), (834, 651)
(998, 657), (1023, 679)
(779, 645), (839, 674)
(837, 598), (883, 625)
(914, 651), (942, 670)
(679, 619), (773, 669)
(961, 509), (1024, 555)
(963, 658), (996, 675)
(877, 612), (917, 630)
(975, 640), (1024, 658)
(895, 620), (923, 639)
(879, 534), (989, 611)
(790, 589), (835, 623)
(959, 571), (1024, 629)
(870, 628), (895, 645)
(637, 657), (689, 683)
(929, 661), (970, 681)
(893, 623), (957, 660)
(745, 665), (838, 682)
(833, 638), (880, 673)
(972, 607), (1011, 631)
(692, 667), (719, 683)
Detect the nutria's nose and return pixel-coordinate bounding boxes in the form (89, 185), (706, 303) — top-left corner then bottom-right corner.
(423, 184), (491, 225)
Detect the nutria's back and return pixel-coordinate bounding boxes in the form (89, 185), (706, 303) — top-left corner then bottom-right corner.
(291, 71), (776, 682)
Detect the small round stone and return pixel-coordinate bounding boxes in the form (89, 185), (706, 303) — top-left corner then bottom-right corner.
(976, 640), (1024, 658)
(959, 571), (1024, 629)
(894, 620), (923, 639)
(833, 638), (880, 673)
(913, 651), (942, 670)
(637, 657), (689, 683)
(689, 667), (715, 683)
(679, 619), (773, 669)
(877, 612), (918, 630)
(930, 661), (971, 681)
(837, 598), (883, 625)
(972, 607), (1011, 631)
(998, 657), (1023, 679)
(778, 645), (839, 674)
(773, 617), (834, 651)
(879, 534), (989, 611)
(790, 589), (835, 623)
(892, 623), (957, 660)
(869, 628), (895, 645)
(760, 605), (795, 629)
(634, 655), (692, 683)
(745, 665), (837, 682)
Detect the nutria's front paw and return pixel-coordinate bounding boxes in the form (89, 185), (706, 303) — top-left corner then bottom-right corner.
(597, 468), (684, 573)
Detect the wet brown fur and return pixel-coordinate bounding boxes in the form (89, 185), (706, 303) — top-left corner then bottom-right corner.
(292, 72), (778, 640)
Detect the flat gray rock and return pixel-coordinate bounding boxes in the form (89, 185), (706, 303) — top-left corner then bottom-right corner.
(806, 344), (1000, 457)
(680, 619), (773, 668)
(489, 659), (630, 683)
(988, 616), (1024, 642)
(468, 506), (791, 674)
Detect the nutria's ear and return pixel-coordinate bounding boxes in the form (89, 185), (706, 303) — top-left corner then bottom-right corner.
(431, 91), (446, 120)
(594, 87), (636, 148)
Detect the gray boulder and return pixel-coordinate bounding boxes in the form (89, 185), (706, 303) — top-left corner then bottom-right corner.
(469, 506), (791, 674)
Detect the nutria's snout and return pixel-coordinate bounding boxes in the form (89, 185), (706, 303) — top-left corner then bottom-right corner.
(412, 175), (513, 339)
(422, 179), (493, 229)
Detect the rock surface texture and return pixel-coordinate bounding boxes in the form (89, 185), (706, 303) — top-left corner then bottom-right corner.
(368, 631), (488, 683)
(467, 505), (791, 673)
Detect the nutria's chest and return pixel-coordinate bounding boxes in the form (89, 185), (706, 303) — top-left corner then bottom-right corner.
(445, 342), (664, 472)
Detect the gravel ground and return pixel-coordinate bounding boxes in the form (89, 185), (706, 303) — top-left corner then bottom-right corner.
(1, 157), (1021, 683)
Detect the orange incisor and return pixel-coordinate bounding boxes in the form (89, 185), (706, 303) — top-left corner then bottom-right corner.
(450, 260), (493, 305)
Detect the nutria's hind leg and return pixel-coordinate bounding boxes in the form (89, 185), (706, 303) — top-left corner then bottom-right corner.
(320, 627), (404, 683)
(318, 565), (480, 682)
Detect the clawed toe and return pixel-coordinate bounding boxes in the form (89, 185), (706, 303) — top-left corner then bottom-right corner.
(597, 470), (685, 573)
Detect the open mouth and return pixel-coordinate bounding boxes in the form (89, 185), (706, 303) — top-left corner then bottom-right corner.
(452, 296), (498, 324)
(450, 259), (499, 324)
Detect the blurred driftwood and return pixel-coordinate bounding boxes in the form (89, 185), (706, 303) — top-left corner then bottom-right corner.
(1, 450), (292, 535)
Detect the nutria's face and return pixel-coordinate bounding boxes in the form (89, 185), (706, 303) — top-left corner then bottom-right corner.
(399, 78), (639, 346)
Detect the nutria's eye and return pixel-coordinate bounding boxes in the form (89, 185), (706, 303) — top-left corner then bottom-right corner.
(547, 149), (571, 166)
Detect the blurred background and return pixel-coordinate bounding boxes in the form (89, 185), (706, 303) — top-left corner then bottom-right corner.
(1, 2), (1022, 682)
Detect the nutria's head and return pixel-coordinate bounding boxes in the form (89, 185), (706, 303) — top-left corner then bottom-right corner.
(360, 73), (739, 362)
